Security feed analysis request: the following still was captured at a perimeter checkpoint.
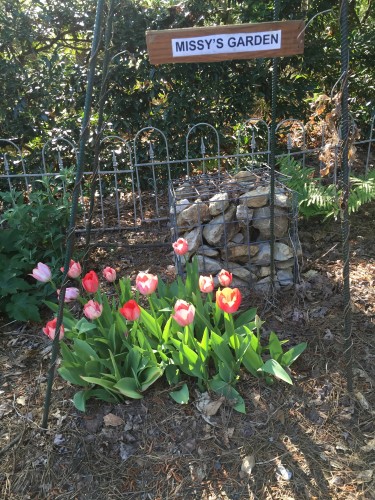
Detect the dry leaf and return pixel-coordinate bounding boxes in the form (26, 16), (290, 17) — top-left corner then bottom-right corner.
(16, 396), (26, 406)
(104, 413), (124, 427)
(355, 391), (374, 414)
(240, 454), (255, 477)
(361, 438), (375, 452)
(204, 397), (225, 417)
(354, 469), (373, 483)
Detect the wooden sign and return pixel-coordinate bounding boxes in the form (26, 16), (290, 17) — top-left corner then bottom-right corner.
(146, 20), (304, 65)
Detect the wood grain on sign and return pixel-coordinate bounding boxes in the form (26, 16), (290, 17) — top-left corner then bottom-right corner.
(146, 20), (304, 65)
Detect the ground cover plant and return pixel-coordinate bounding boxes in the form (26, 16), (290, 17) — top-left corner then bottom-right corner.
(0, 173), (78, 322)
(35, 239), (306, 414)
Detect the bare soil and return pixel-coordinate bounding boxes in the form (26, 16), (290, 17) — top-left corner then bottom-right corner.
(1, 201), (375, 500)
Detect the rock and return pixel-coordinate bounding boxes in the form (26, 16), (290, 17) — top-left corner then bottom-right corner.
(259, 266), (271, 278)
(251, 242), (271, 266)
(275, 192), (291, 208)
(208, 192), (229, 216)
(170, 198), (191, 216)
(203, 204), (238, 246)
(275, 258), (295, 269)
(196, 255), (222, 274)
(230, 232), (244, 244)
(174, 181), (195, 200)
(254, 276), (281, 292)
(239, 186), (269, 208)
(224, 243), (259, 263)
(196, 245), (219, 258)
(184, 227), (202, 257)
(177, 200), (210, 228)
(234, 170), (258, 183)
(252, 206), (289, 239)
(236, 204), (254, 225)
(277, 269), (294, 286)
(226, 262), (256, 282)
(275, 242), (294, 261)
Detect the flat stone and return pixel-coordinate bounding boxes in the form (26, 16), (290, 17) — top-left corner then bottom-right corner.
(203, 204), (238, 246)
(183, 227), (202, 257)
(196, 245), (219, 258)
(254, 276), (280, 292)
(277, 269), (294, 286)
(275, 258), (295, 269)
(196, 255), (222, 274)
(259, 266), (271, 278)
(223, 243), (259, 263)
(252, 206), (289, 239)
(170, 198), (191, 217)
(230, 232), (244, 244)
(177, 199), (210, 228)
(275, 242), (294, 261)
(275, 192), (291, 208)
(208, 192), (229, 216)
(225, 262), (256, 282)
(236, 205), (254, 225)
(251, 242), (271, 266)
(234, 170), (258, 183)
(239, 186), (269, 208)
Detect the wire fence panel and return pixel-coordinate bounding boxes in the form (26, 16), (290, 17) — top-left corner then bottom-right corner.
(1, 114), (374, 235)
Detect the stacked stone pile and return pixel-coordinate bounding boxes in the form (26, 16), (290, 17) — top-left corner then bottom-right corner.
(169, 170), (299, 290)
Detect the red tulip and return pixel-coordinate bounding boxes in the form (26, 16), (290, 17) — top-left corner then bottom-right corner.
(30, 262), (51, 282)
(172, 238), (189, 256)
(216, 287), (242, 314)
(135, 272), (158, 295)
(119, 300), (141, 321)
(83, 300), (103, 320)
(102, 266), (116, 282)
(82, 271), (99, 293)
(218, 269), (233, 287)
(172, 299), (195, 327)
(57, 287), (79, 303)
(60, 260), (82, 279)
(199, 275), (214, 293)
(43, 318), (64, 340)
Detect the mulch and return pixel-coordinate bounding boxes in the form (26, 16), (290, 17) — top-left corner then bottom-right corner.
(1, 199), (374, 500)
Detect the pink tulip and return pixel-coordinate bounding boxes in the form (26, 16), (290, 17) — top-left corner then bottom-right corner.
(102, 267), (117, 282)
(57, 287), (80, 303)
(172, 299), (195, 327)
(218, 269), (233, 287)
(199, 275), (214, 293)
(172, 238), (189, 256)
(119, 300), (141, 321)
(30, 262), (51, 283)
(43, 318), (64, 340)
(135, 272), (158, 295)
(83, 300), (103, 320)
(60, 260), (82, 279)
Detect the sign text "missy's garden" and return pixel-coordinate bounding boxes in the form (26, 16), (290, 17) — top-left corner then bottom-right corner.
(172, 31), (281, 57)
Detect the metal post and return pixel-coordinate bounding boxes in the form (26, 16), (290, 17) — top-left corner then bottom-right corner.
(339, 0), (353, 392)
(41, 0), (106, 429)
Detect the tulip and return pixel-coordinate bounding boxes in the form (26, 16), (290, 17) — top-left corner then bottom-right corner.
(216, 287), (242, 314)
(199, 275), (214, 293)
(43, 318), (64, 340)
(30, 262), (52, 283)
(218, 269), (233, 287)
(172, 238), (189, 256)
(60, 260), (82, 279)
(172, 299), (195, 327)
(119, 300), (141, 321)
(102, 266), (117, 282)
(135, 272), (158, 295)
(57, 287), (80, 303)
(83, 300), (103, 320)
(82, 270), (99, 293)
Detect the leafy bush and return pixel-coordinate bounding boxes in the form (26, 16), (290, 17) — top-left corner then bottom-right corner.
(0, 173), (75, 321)
(41, 248), (307, 413)
(278, 156), (375, 219)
